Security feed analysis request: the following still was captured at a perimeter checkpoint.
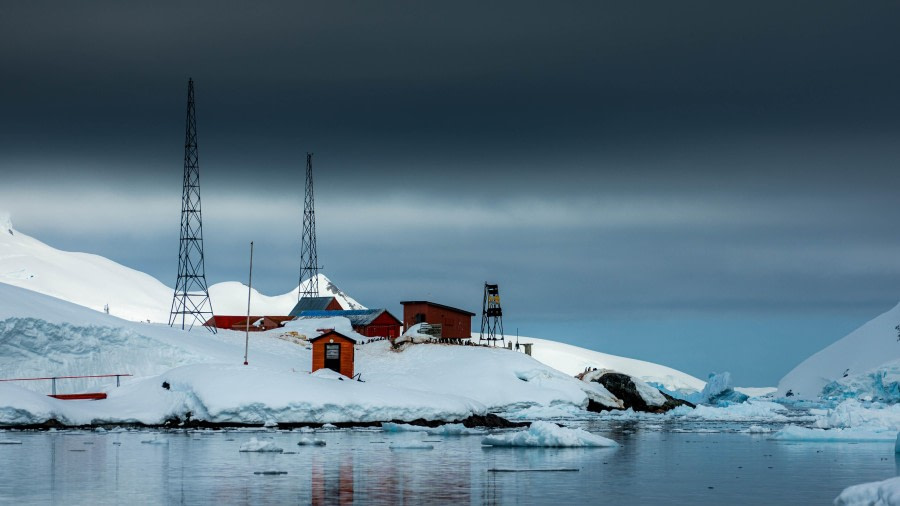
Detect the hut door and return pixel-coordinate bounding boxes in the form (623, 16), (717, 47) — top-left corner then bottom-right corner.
(324, 343), (341, 373)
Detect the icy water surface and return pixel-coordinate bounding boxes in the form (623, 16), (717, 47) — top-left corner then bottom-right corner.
(0, 420), (897, 505)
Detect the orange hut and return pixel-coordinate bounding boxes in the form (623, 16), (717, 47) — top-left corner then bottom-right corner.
(310, 330), (357, 378)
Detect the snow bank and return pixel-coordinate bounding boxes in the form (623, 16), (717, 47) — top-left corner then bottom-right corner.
(779, 301), (900, 400)
(481, 421), (618, 448)
(523, 336), (705, 393)
(358, 342), (591, 412)
(394, 323), (437, 345)
(239, 437), (283, 452)
(835, 476), (900, 506)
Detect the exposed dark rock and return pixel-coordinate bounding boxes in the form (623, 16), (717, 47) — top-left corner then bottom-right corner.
(459, 413), (528, 428)
(585, 372), (694, 414)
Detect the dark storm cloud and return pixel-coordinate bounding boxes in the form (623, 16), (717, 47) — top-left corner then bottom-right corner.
(2, 0), (900, 186)
(3, 1), (900, 384)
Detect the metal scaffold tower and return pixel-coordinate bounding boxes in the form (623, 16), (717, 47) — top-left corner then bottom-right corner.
(169, 78), (215, 333)
(298, 152), (320, 300)
(479, 283), (505, 346)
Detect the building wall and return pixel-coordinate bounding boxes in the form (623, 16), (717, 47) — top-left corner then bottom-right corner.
(402, 303), (472, 339)
(355, 312), (402, 338)
(312, 334), (355, 377)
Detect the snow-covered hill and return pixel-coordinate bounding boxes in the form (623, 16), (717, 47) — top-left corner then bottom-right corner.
(509, 336), (705, 393)
(778, 302), (900, 400)
(209, 276), (364, 315)
(0, 217), (361, 322)
(0, 215), (172, 323)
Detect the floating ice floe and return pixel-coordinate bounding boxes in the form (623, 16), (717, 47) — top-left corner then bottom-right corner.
(239, 437), (283, 452)
(770, 425), (897, 442)
(381, 422), (484, 435)
(388, 443), (434, 450)
(140, 436), (168, 445)
(835, 475), (900, 506)
(0, 439), (23, 445)
(481, 421), (618, 448)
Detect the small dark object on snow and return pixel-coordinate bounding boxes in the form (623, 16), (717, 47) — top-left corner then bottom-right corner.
(785, 390), (794, 397)
(162, 381), (170, 390)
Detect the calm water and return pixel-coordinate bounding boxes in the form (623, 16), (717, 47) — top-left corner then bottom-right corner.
(0, 420), (897, 505)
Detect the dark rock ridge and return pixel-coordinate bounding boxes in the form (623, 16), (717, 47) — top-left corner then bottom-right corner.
(582, 371), (695, 414)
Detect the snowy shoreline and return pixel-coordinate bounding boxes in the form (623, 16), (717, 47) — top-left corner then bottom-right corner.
(0, 412), (527, 431)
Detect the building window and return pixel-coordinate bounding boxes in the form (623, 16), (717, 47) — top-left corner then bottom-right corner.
(415, 313), (426, 324)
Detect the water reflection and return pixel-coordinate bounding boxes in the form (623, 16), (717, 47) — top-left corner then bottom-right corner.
(2, 426), (898, 505)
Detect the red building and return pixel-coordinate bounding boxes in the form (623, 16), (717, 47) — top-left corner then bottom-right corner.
(310, 330), (356, 378)
(288, 296), (343, 316)
(295, 309), (402, 339)
(203, 315), (293, 332)
(400, 301), (475, 340)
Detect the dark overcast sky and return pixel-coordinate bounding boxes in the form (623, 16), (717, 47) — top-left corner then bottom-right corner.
(2, 1), (900, 386)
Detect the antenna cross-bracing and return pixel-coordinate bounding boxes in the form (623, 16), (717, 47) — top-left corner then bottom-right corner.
(169, 78), (215, 333)
(299, 152), (321, 300)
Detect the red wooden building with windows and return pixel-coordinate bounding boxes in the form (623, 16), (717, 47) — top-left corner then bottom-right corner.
(310, 330), (356, 378)
(400, 301), (475, 340)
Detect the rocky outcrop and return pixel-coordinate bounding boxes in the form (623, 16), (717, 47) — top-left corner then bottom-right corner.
(579, 370), (695, 414)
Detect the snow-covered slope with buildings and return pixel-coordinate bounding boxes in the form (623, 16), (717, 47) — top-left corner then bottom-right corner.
(778, 302), (900, 400)
(0, 217), (360, 322)
(0, 216), (717, 426)
(0, 283), (626, 425)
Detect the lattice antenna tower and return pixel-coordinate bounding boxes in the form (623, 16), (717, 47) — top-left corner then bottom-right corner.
(479, 283), (505, 346)
(298, 152), (321, 300)
(169, 78), (216, 333)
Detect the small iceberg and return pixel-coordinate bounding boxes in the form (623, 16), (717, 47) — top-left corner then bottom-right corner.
(0, 440), (23, 445)
(297, 437), (326, 446)
(481, 421), (618, 448)
(239, 437), (284, 453)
